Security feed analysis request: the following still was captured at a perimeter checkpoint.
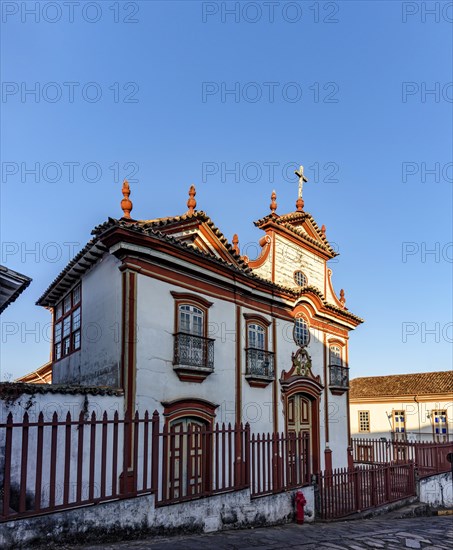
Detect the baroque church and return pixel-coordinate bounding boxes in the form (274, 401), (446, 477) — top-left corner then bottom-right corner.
(36, 168), (363, 470)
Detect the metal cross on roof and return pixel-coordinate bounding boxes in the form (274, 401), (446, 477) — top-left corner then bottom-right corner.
(295, 165), (308, 200)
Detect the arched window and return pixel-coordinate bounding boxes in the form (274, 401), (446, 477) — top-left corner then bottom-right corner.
(179, 304), (204, 336)
(248, 323), (265, 350)
(293, 317), (310, 347)
(171, 292), (214, 378)
(328, 343), (348, 392)
(243, 315), (274, 383)
(294, 271), (308, 287)
(329, 345), (342, 366)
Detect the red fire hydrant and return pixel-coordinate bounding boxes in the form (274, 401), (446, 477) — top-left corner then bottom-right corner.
(295, 490), (306, 524)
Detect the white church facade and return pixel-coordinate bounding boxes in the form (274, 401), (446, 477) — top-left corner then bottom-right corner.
(36, 172), (363, 471)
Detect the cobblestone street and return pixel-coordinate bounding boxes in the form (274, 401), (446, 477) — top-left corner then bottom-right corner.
(65, 515), (452, 550)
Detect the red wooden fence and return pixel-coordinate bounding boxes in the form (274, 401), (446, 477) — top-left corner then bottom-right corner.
(318, 463), (416, 520)
(0, 410), (159, 521)
(352, 438), (453, 477)
(0, 410), (311, 521)
(155, 422), (250, 506)
(2, 412), (449, 523)
(250, 431), (310, 497)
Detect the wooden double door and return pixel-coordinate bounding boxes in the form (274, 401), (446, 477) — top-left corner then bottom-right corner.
(167, 417), (209, 499)
(287, 394), (314, 474)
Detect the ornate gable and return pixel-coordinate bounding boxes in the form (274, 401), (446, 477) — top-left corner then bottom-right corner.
(248, 167), (347, 316)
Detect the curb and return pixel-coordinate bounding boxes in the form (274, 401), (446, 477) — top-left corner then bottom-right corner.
(432, 509), (453, 516)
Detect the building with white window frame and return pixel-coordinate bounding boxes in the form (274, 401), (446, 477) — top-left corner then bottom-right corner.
(350, 371), (453, 443)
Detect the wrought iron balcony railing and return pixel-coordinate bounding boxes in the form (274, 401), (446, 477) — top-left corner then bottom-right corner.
(245, 348), (275, 379)
(329, 364), (349, 390)
(173, 332), (215, 371)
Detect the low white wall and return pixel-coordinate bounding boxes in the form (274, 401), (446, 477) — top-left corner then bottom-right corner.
(419, 472), (453, 508)
(0, 385), (124, 513)
(0, 386), (123, 423)
(0, 486), (314, 548)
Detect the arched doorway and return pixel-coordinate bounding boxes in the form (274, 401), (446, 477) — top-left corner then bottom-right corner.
(161, 398), (218, 501)
(280, 362), (323, 474)
(167, 416), (209, 499)
(286, 393), (314, 473)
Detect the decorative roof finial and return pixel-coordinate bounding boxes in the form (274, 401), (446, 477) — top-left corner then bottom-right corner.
(187, 185), (197, 215)
(270, 190), (277, 214)
(295, 165), (308, 212)
(340, 289), (346, 306)
(121, 180), (133, 219)
(232, 234), (239, 255)
(321, 224), (326, 237)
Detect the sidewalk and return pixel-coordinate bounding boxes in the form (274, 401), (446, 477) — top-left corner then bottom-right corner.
(59, 515), (453, 550)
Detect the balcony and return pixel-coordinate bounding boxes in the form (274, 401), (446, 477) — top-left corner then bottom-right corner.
(329, 364), (349, 395)
(173, 332), (215, 383)
(245, 348), (275, 388)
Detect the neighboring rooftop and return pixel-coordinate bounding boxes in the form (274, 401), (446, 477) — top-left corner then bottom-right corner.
(15, 362), (52, 384)
(350, 371), (453, 399)
(0, 265), (32, 314)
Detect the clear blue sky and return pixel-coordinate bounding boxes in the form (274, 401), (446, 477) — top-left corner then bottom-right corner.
(1, 1), (452, 380)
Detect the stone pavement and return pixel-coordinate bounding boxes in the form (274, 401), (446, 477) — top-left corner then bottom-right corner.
(65, 515), (453, 549)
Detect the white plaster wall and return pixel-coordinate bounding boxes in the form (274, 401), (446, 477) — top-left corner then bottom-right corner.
(324, 268), (341, 306)
(0, 390), (123, 423)
(134, 275), (237, 421)
(350, 400), (453, 442)
(250, 234), (326, 293)
(240, 308), (274, 433)
(328, 392), (349, 470)
(419, 472), (453, 507)
(274, 235), (325, 291)
(53, 254), (123, 387)
(0, 486), (315, 548)
(249, 241), (273, 281)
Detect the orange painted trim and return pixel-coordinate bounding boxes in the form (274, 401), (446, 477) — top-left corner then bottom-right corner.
(103, 228), (360, 326)
(122, 257), (292, 320)
(126, 256), (352, 338)
(170, 291), (213, 309)
(350, 394), (451, 404)
(246, 378), (273, 388)
(323, 332), (329, 443)
(121, 271), (127, 396)
(248, 234), (271, 269)
(173, 369), (213, 383)
(193, 236), (213, 254)
(236, 305), (242, 424)
(271, 232), (276, 283)
(303, 217), (324, 241)
(102, 226), (361, 326)
(327, 338), (346, 347)
(118, 254), (355, 334)
(259, 222), (334, 261)
(127, 271), (137, 416)
(243, 313), (272, 327)
(198, 224), (237, 265)
(162, 398), (218, 426)
(272, 319), (278, 432)
(326, 269), (344, 309)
